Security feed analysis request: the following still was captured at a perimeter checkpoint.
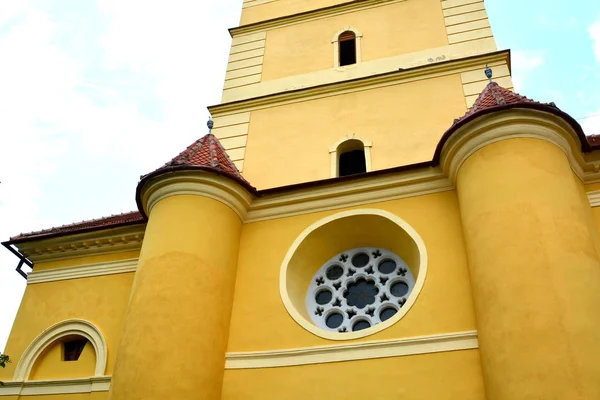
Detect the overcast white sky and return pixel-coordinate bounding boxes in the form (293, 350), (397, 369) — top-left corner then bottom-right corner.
(1, 0), (600, 352)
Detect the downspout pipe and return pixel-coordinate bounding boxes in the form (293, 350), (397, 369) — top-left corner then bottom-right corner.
(1, 241), (32, 279)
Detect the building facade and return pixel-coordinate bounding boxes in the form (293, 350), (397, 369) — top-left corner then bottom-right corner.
(2, 0), (600, 399)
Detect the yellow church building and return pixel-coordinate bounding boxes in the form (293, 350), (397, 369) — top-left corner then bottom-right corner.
(3, 0), (600, 399)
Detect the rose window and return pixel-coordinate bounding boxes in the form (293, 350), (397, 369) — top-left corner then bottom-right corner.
(306, 247), (415, 333)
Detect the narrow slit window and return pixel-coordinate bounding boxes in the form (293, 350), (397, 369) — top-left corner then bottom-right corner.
(339, 149), (366, 176)
(64, 339), (88, 361)
(338, 31), (357, 66)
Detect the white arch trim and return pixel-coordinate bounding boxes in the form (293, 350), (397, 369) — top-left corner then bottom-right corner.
(13, 319), (108, 381)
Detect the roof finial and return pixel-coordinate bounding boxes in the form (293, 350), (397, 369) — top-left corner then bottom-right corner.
(485, 64), (493, 83)
(207, 116), (214, 133)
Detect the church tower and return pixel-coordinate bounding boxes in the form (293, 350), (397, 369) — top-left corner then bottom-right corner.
(3, 1), (600, 400)
(209, 0), (511, 189)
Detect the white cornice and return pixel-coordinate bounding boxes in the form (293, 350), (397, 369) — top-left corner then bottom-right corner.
(16, 224), (145, 264)
(27, 259), (137, 284)
(439, 109), (600, 185)
(0, 376), (111, 396)
(141, 171), (254, 221)
(210, 51), (510, 115)
(225, 330), (478, 369)
(247, 169), (453, 222)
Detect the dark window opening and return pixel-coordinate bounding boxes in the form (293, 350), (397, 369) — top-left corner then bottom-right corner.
(338, 31), (357, 66)
(339, 149), (366, 176)
(64, 339), (87, 361)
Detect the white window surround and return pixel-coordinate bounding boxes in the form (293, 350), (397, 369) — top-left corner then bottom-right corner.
(332, 27), (363, 69)
(329, 134), (373, 177)
(279, 208), (428, 341)
(307, 247), (415, 333)
(13, 319), (108, 381)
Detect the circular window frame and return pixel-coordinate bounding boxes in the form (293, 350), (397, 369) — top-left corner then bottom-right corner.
(279, 209), (428, 340)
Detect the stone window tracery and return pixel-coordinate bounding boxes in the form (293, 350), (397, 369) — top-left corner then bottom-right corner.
(306, 247), (415, 333)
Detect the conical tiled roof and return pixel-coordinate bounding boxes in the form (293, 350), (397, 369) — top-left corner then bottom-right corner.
(433, 82), (591, 163)
(457, 82), (549, 123)
(145, 133), (253, 190)
(164, 133), (242, 175)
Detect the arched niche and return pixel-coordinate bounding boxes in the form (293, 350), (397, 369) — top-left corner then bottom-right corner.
(13, 319), (107, 381)
(279, 209), (428, 340)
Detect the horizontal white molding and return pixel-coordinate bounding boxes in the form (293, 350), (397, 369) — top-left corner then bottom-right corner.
(246, 169), (454, 223)
(18, 224), (145, 263)
(588, 190), (600, 207)
(27, 259), (137, 284)
(225, 330), (478, 369)
(0, 376), (111, 396)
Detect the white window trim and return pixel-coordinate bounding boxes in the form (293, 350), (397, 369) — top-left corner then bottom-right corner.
(329, 133), (373, 177)
(13, 319), (108, 381)
(331, 27), (363, 69)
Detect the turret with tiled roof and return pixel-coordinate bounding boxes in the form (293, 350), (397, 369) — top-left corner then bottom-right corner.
(142, 132), (254, 192)
(456, 81), (555, 124)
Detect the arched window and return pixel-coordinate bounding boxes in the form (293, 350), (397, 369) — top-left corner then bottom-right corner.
(338, 31), (356, 66)
(332, 28), (362, 68)
(339, 145), (366, 176)
(330, 136), (372, 177)
(13, 319), (107, 381)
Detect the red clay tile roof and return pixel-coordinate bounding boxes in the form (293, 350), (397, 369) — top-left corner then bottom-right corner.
(8, 86), (598, 244)
(7, 134), (258, 244)
(150, 133), (251, 186)
(457, 82), (541, 123)
(433, 81), (592, 163)
(8, 211), (144, 242)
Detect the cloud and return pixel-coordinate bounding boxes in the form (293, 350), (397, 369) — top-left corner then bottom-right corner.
(0, 0), (242, 350)
(581, 109), (600, 136)
(590, 16), (600, 63)
(510, 50), (545, 91)
(535, 14), (577, 30)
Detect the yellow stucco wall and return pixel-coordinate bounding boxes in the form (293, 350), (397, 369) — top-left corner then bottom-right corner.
(9, 395), (106, 400)
(457, 138), (600, 399)
(260, 0), (448, 81)
(30, 339), (96, 380)
(0, 268), (134, 381)
(228, 190), (476, 351)
(241, 0), (349, 25)
(241, 74), (466, 189)
(223, 349), (485, 399)
(108, 194), (243, 400)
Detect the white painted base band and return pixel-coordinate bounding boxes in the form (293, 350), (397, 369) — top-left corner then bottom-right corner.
(0, 376), (111, 396)
(225, 330), (478, 369)
(0, 331), (477, 395)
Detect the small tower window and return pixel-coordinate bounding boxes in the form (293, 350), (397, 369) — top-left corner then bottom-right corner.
(338, 31), (357, 66)
(339, 149), (366, 176)
(336, 139), (367, 177)
(330, 136), (372, 177)
(63, 339), (88, 361)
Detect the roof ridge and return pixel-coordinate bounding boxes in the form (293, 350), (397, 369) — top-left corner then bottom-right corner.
(10, 211), (144, 241)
